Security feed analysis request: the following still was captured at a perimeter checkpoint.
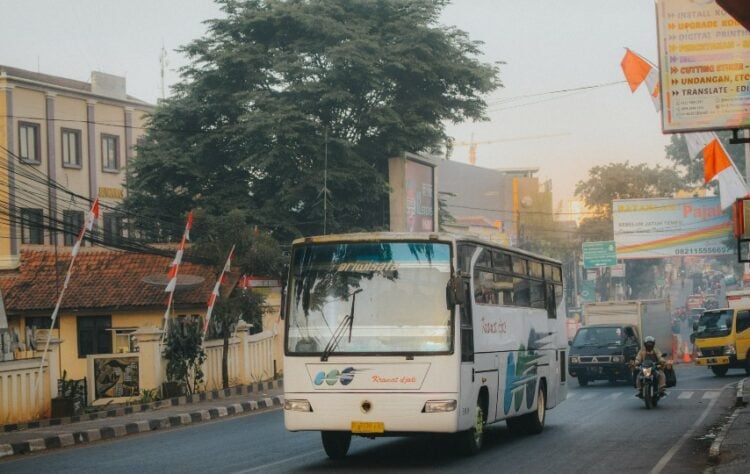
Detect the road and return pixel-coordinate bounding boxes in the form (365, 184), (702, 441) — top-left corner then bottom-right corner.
(1, 365), (743, 474)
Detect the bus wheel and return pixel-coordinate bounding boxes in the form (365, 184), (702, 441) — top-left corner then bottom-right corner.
(507, 383), (547, 435)
(711, 365), (729, 377)
(321, 431), (351, 460)
(458, 400), (485, 455)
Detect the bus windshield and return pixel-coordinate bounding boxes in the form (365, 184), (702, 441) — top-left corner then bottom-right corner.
(286, 241), (452, 355)
(696, 310), (733, 338)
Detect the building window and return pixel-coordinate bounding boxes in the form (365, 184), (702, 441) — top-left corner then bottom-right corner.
(20, 208), (44, 244)
(101, 134), (119, 171)
(112, 328), (138, 353)
(63, 210), (84, 246)
(18, 122), (41, 163)
(77, 315), (112, 358)
(61, 128), (82, 168)
(103, 213), (123, 245)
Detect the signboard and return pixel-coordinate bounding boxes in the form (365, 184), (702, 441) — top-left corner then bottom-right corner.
(405, 159), (434, 232)
(656, 0), (750, 132)
(91, 356), (139, 400)
(613, 197), (733, 259)
(580, 280), (596, 303)
(582, 241), (617, 268)
(610, 263), (626, 278)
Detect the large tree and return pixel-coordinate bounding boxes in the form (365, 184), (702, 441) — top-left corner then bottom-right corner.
(125, 0), (500, 241)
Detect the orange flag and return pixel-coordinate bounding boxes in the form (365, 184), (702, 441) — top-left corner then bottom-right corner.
(620, 49), (652, 92)
(703, 138), (748, 209)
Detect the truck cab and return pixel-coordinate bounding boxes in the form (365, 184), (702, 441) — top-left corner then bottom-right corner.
(693, 307), (750, 376)
(568, 324), (640, 386)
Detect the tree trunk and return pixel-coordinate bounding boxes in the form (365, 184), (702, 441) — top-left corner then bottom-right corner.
(222, 332), (230, 389)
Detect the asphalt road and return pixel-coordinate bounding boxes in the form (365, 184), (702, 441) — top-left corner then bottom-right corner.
(1, 365), (743, 474)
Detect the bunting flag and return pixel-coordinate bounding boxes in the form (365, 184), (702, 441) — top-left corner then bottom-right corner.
(620, 48), (661, 112)
(34, 197), (99, 396)
(162, 212), (194, 335)
(203, 245), (235, 337)
(684, 131), (718, 160)
(703, 138), (748, 209)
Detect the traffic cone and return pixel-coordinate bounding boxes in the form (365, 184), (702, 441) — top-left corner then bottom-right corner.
(682, 341), (692, 363)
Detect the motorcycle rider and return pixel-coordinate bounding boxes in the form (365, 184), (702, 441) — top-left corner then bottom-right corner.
(634, 336), (667, 396)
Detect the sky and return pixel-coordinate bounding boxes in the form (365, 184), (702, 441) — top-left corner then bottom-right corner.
(0, 0), (672, 206)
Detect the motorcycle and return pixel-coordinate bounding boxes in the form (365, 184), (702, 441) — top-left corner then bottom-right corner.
(636, 359), (664, 409)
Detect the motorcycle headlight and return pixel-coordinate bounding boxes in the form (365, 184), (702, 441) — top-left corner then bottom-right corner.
(724, 344), (736, 355)
(612, 355), (623, 363)
(642, 367), (652, 377)
(570, 356), (579, 364)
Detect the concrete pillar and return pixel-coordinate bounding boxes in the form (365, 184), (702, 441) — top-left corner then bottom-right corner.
(133, 326), (164, 392)
(235, 321), (251, 385)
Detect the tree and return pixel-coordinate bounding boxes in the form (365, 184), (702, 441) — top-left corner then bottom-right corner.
(665, 131), (746, 185)
(163, 316), (206, 396)
(192, 210), (284, 388)
(574, 162), (684, 219)
(124, 0), (500, 241)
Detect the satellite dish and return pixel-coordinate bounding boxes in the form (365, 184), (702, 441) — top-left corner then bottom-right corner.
(141, 274), (205, 290)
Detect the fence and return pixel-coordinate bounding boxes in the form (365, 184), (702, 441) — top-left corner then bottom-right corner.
(0, 358), (51, 424)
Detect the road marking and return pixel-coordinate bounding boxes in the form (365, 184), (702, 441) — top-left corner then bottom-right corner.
(606, 392), (622, 400)
(702, 391), (720, 400)
(579, 393), (596, 400)
(231, 449), (322, 473)
(566, 393), (575, 399)
(677, 391), (693, 399)
(650, 381), (733, 474)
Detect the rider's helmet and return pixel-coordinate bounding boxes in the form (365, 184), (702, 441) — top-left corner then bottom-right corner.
(644, 336), (655, 351)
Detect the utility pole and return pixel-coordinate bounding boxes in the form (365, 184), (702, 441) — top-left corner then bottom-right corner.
(323, 128), (329, 235)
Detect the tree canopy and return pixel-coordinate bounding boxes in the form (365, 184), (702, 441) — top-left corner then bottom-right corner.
(125, 0), (500, 241)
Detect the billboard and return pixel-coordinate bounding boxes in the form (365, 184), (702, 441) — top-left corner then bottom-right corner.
(405, 159), (434, 232)
(613, 197), (733, 259)
(656, 0), (750, 132)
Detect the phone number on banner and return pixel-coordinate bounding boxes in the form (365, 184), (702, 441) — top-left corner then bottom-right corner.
(674, 247), (730, 255)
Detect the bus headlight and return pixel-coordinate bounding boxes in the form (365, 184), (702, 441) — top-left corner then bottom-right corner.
(423, 400), (457, 413)
(724, 344), (736, 355)
(612, 355), (623, 363)
(570, 356), (579, 364)
(284, 399), (313, 412)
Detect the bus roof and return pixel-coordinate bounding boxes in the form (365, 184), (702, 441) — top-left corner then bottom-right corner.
(291, 232), (562, 265)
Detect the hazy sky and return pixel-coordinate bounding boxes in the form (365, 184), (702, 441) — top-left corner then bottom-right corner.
(0, 0), (671, 205)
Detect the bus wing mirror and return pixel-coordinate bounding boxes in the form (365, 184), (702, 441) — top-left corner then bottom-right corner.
(692, 322), (698, 331)
(446, 276), (466, 309)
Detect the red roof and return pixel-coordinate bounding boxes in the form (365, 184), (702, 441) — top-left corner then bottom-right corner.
(0, 249), (218, 314)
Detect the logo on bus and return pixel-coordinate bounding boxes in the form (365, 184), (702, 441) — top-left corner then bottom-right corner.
(314, 367), (356, 386)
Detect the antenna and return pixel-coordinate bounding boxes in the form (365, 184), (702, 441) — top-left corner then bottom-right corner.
(159, 44), (168, 99)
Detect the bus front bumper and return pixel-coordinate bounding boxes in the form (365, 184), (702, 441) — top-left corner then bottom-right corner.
(283, 392), (460, 434)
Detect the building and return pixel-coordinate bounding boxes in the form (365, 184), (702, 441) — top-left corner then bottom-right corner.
(0, 65), (154, 270)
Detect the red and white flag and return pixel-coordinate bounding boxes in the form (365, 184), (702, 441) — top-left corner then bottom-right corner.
(620, 48), (661, 112)
(203, 245), (235, 336)
(684, 131), (718, 160)
(166, 211), (193, 292)
(72, 198), (100, 258)
(703, 138), (748, 209)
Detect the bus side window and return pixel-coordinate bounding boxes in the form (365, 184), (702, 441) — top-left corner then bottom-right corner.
(545, 283), (557, 319)
(461, 280), (474, 362)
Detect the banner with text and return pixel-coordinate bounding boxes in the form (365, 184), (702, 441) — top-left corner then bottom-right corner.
(613, 197), (733, 259)
(656, 0), (750, 132)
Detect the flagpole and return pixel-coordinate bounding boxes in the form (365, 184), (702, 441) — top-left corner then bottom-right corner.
(162, 212), (193, 343)
(33, 198), (99, 400)
(201, 245), (235, 345)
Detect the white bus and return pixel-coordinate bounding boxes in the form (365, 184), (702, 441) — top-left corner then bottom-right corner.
(283, 232), (568, 458)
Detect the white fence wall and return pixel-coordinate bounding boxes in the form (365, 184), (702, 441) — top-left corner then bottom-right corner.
(0, 359), (50, 424)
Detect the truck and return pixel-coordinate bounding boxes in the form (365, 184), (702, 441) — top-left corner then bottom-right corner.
(568, 299), (672, 386)
(693, 307), (750, 376)
(726, 289), (750, 308)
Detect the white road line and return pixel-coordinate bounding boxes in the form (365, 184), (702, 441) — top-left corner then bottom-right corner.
(232, 449), (322, 473)
(650, 381), (733, 474)
(702, 391), (720, 400)
(677, 391), (693, 399)
(579, 393), (596, 400)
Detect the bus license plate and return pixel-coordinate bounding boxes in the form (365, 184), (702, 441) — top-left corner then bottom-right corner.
(351, 421), (384, 434)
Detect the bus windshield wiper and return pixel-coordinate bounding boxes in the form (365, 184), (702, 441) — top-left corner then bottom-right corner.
(320, 289), (362, 362)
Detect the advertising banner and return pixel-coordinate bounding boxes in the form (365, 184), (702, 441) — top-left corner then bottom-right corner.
(613, 197), (733, 259)
(656, 0), (750, 132)
(92, 356), (139, 400)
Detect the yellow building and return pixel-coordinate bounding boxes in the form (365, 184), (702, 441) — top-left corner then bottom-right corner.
(0, 65), (153, 270)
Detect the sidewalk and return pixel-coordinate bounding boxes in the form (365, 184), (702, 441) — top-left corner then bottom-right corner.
(709, 377), (750, 473)
(0, 379), (284, 460)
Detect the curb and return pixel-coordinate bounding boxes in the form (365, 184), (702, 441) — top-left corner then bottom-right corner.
(0, 394), (283, 459)
(708, 406), (741, 464)
(0, 379), (283, 434)
(707, 378), (749, 465)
